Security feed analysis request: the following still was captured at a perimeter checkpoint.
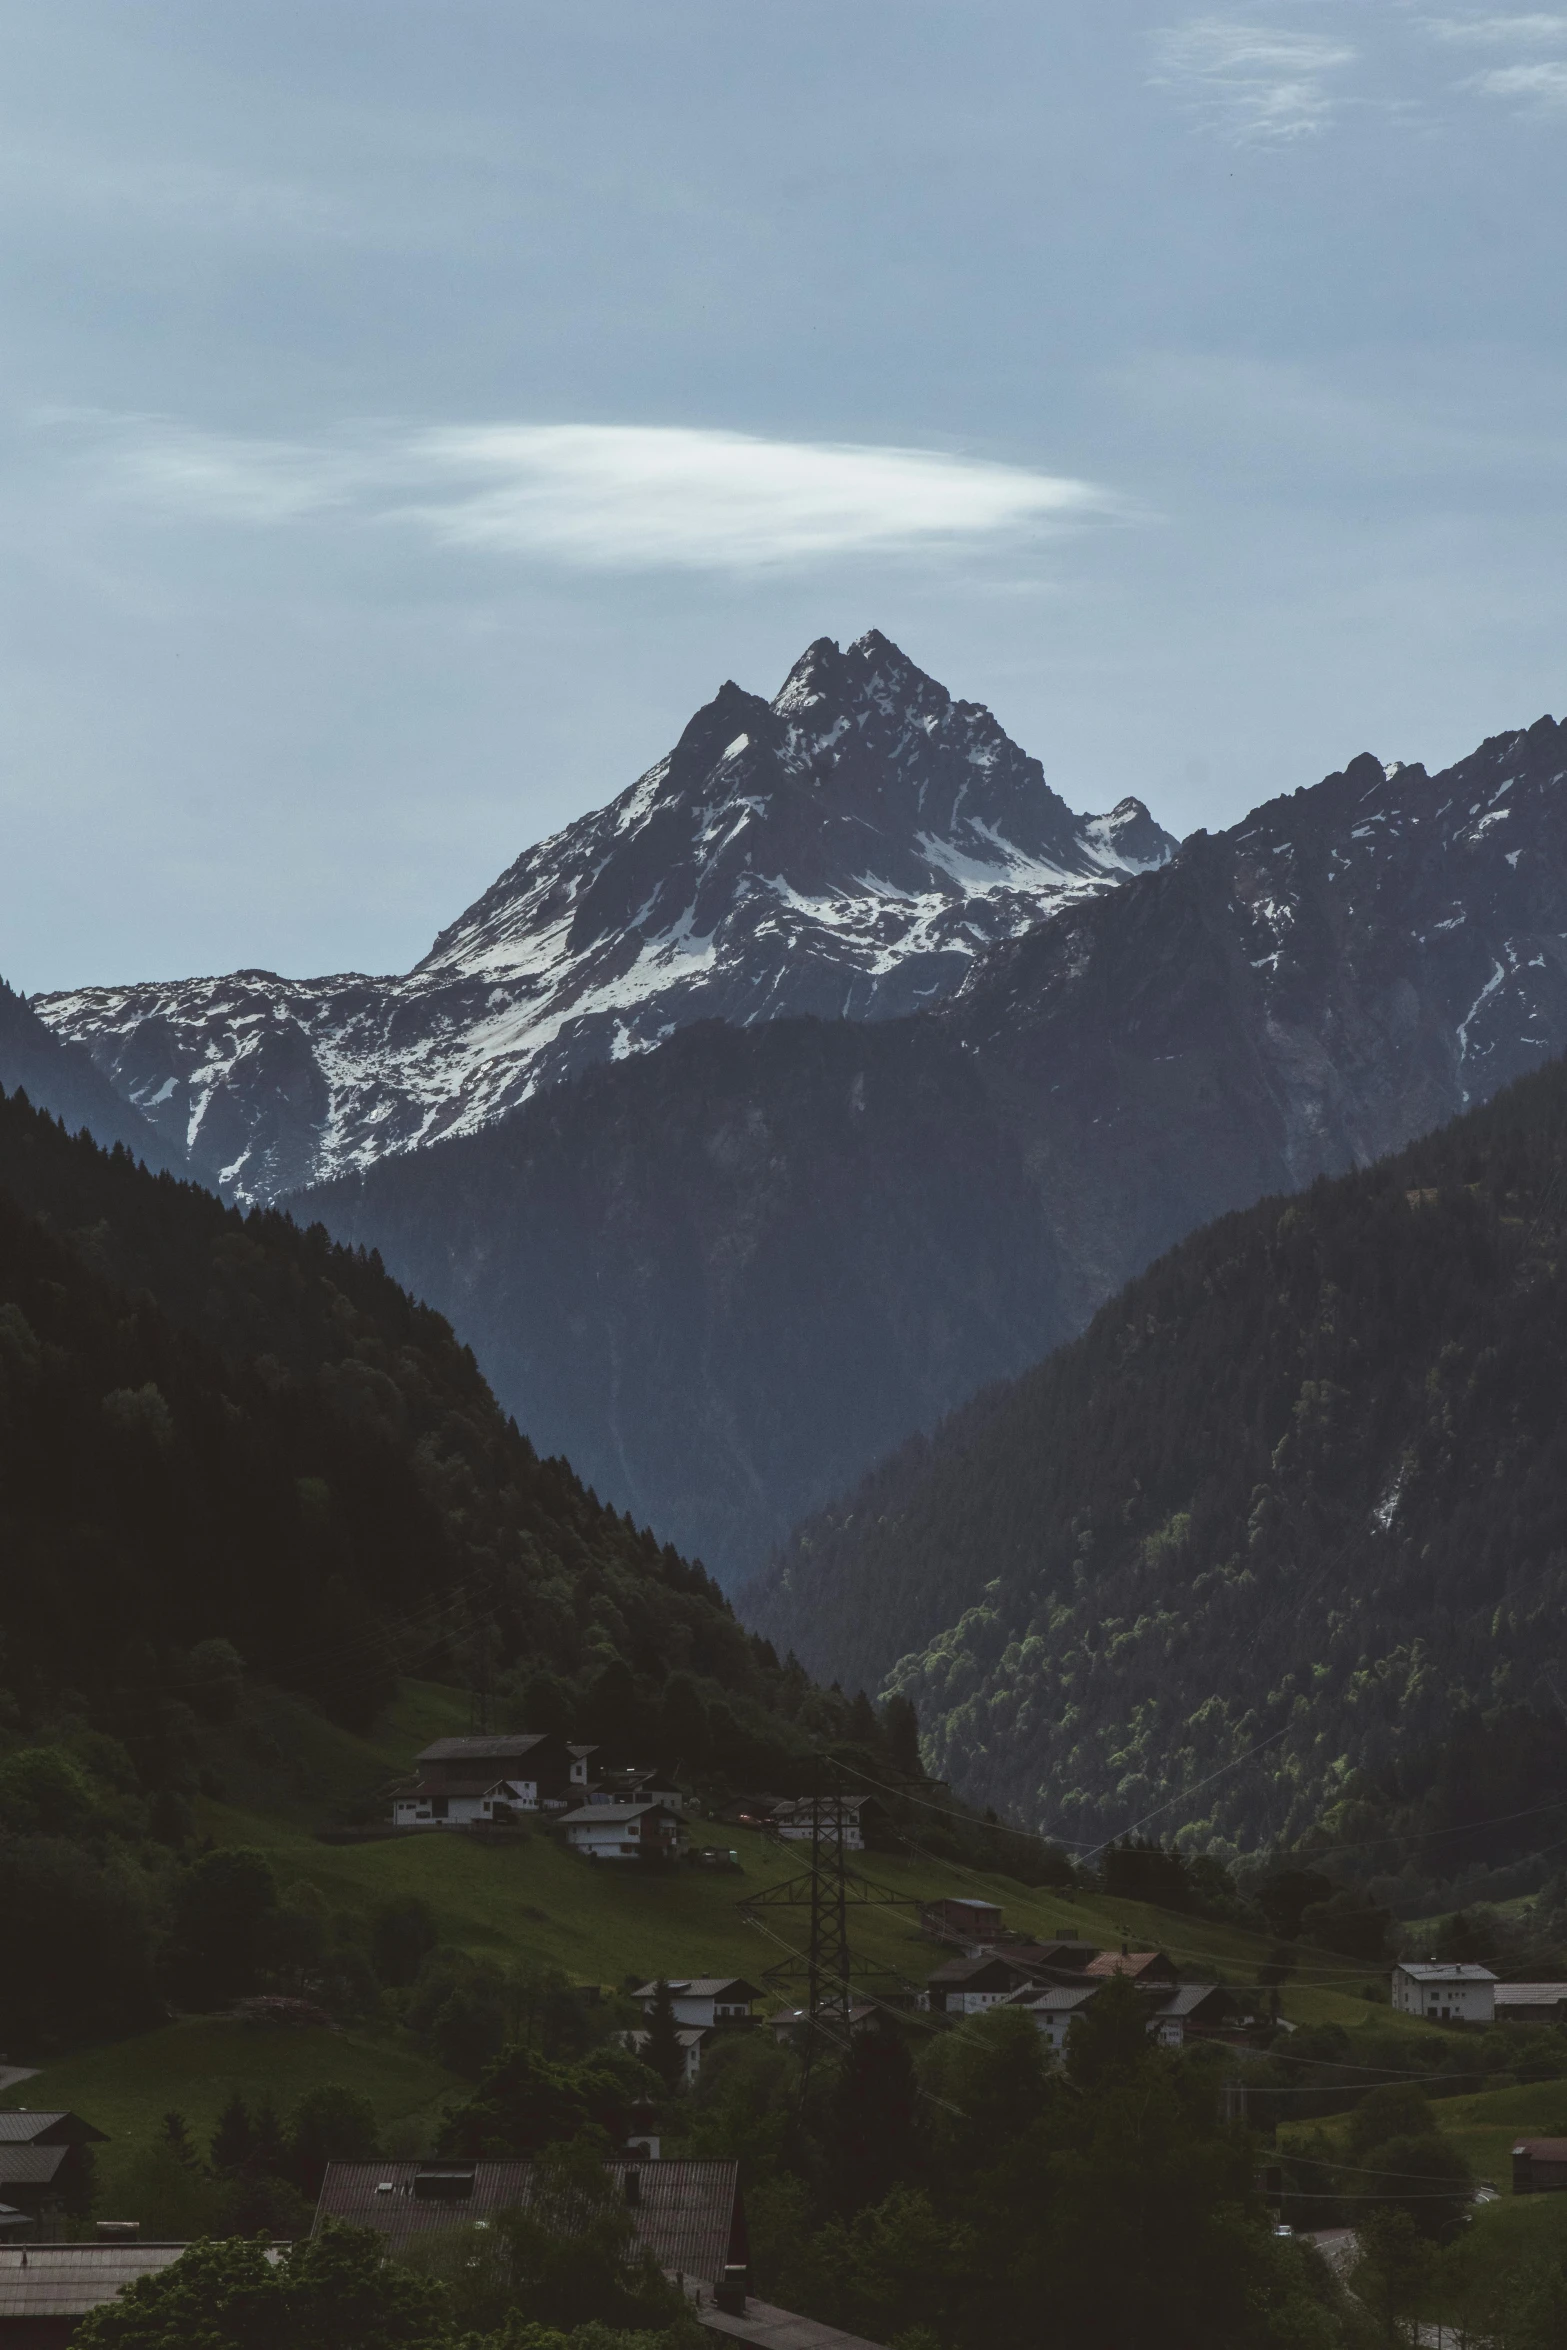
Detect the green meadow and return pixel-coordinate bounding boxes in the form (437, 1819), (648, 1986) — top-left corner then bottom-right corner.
(8, 1676), (1443, 2187)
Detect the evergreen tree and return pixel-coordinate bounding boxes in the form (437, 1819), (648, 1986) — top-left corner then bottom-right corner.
(882, 1695), (922, 1782)
(643, 1978), (685, 2094)
(1064, 1972), (1150, 2092)
(250, 2094), (289, 2181)
(209, 2090), (254, 2177)
(159, 2112), (197, 2170)
(287, 2085), (380, 2200)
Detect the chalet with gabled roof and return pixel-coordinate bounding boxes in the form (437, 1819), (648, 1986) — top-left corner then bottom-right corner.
(392, 1733), (594, 1827)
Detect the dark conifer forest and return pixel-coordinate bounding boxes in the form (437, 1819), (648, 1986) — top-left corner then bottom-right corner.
(753, 1055), (1567, 1869)
(0, 1084), (801, 1753)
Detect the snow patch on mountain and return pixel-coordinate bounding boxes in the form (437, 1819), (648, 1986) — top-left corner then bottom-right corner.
(37, 630), (1175, 1203)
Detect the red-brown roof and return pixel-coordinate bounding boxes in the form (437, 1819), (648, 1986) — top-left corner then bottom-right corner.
(1084, 1951), (1174, 1981)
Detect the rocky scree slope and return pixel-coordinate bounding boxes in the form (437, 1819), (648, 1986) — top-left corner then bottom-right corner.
(35, 631), (1171, 1202)
(305, 712), (1567, 1588)
(753, 1057), (1567, 1858)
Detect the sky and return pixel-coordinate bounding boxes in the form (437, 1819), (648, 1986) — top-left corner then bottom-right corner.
(5, 0), (1567, 992)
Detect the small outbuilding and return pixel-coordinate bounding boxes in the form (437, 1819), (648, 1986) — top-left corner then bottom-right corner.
(0, 2118), (108, 2232)
(1513, 2139), (1567, 2195)
(1494, 1983), (1567, 2026)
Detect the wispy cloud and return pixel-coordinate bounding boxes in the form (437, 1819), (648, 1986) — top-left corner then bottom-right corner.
(73, 419), (1110, 572)
(1466, 55), (1567, 99)
(1422, 13), (1567, 44)
(1419, 11), (1567, 110)
(1151, 18), (1358, 142)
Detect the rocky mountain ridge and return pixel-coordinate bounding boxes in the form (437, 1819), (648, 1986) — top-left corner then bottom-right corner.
(303, 709), (1567, 1585)
(35, 631), (1172, 1201)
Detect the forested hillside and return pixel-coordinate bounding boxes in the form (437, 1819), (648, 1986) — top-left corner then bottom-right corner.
(753, 1056), (1567, 1862)
(0, 980), (179, 1170)
(0, 1086), (804, 1768)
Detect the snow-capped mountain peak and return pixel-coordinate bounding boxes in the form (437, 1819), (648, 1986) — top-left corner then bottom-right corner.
(37, 633), (1176, 1202)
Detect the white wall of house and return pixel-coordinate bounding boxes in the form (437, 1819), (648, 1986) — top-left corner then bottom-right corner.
(1392, 1967), (1496, 2024)
(775, 1818), (864, 1851)
(393, 1777), (537, 1827)
(565, 1821), (647, 1860)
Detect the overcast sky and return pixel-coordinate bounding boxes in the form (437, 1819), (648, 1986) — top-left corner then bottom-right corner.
(5, 1), (1567, 992)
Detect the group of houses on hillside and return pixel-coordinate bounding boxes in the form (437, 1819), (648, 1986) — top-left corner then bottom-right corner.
(387, 1737), (879, 1865)
(390, 1734), (693, 1860)
(609, 1911), (1274, 2087)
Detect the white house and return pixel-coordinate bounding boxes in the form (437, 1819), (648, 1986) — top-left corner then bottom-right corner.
(393, 1776), (535, 1828)
(559, 1801), (684, 1862)
(632, 1978), (762, 2029)
(1006, 1982), (1100, 2055)
(770, 1796), (869, 1850)
(927, 1954), (1037, 2015)
(1391, 1963), (1497, 2024)
(392, 1734), (594, 1827)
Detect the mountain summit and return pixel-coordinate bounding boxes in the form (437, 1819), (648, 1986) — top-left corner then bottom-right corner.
(38, 631), (1174, 1200)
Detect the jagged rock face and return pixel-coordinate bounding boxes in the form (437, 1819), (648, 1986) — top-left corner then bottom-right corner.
(941, 719), (1567, 1332)
(35, 631), (1172, 1200)
(305, 712), (1567, 1589)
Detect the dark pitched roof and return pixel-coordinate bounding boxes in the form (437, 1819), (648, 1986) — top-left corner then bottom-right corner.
(1149, 1984), (1235, 2020)
(927, 1954), (1030, 1987)
(1006, 1983), (1099, 2013)
(1009, 1942), (1099, 1969)
(314, 2160), (742, 2283)
(1084, 1951), (1175, 1982)
(1515, 2139), (1567, 2159)
(0, 2113), (107, 2147)
(561, 1803), (674, 1827)
(0, 2147), (71, 2187)
(633, 1980), (761, 2003)
(417, 1735), (550, 1765)
(403, 1779), (502, 1800)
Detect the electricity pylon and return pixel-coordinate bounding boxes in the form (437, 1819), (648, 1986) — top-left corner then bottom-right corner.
(736, 1760), (921, 2091)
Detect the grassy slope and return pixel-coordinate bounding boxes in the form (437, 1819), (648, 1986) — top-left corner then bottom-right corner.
(6, 1676), (1443, 2184)
(1283, 2076), (1567, 2198)
(18, 2025), (461, 2203)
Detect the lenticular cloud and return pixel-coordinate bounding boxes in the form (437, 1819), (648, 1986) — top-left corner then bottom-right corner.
(403, 424), (1102, 568)
(93, 416), (1107, 572)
